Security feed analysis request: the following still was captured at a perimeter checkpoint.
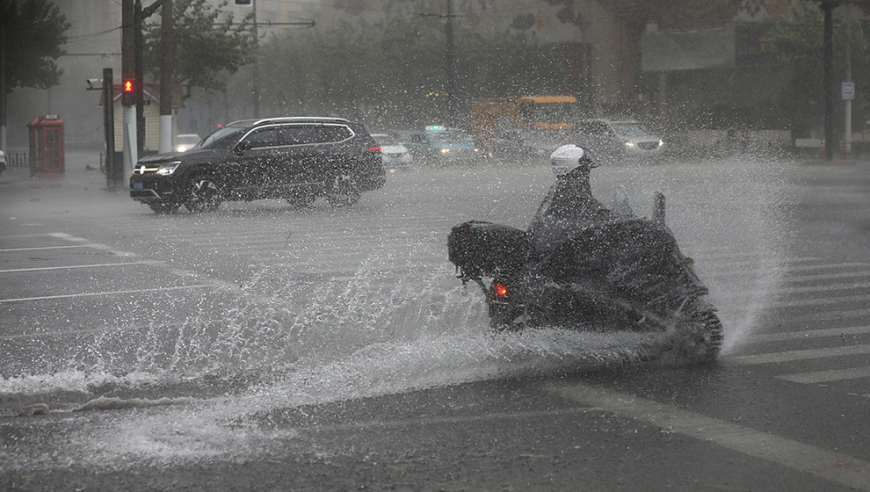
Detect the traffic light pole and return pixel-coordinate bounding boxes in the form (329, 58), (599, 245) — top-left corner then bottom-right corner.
(122, 0), (138, 183)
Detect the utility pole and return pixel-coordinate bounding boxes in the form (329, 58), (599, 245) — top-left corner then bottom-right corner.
(102, 68), (116, 189)
(1, 22), (7, 155)
(252, 0), (260, 118)
(159, 0), (173, 153)
(820, 0), (840, 161)
(445, 0), (456, 126)
(845, 1), (852, 154)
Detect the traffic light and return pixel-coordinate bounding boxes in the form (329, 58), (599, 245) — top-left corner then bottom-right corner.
(122, 79), (135, 106)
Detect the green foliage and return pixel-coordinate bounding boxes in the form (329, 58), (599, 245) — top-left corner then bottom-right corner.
(0, 0), (70, 95)
(143, 0), (257, 100)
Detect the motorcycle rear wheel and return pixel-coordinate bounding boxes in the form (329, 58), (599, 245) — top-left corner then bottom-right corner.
(676, 308), (724, 364)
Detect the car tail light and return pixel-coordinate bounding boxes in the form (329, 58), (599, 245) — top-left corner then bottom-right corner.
(493, 283), (508, 298)
(369, 146), (382, 153)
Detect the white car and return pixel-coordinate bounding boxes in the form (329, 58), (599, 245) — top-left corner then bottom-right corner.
(372, 133), (412, 169)
(573, 119), (665, 159)
(175, 134), (201, 153)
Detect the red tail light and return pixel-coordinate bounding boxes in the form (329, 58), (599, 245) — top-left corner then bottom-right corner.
(369, 146), (382, 153)
(494, 283), (508, 297)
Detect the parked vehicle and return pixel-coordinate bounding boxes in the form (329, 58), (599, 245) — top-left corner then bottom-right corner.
(372, 133), (412, 169)
(403, 126), (480, 164)
(130, 117), (385, 213)
(0, 149), (6, 175)
(471, 95), (579, 148)
(175, 134), (201, 153)
(573, 119), (665, 160)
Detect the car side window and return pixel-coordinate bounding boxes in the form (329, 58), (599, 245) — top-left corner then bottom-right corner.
(295, 124), (352, 144)
(320, 125), (353, 143)
(281, 125), (307, 146)
(244, 127), (279, 149)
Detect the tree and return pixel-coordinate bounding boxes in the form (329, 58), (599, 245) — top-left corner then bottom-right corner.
(251, 15), (577, 128)
(768, 2), (870, 134)
(142, 0), (257, 100)
(0, 0), (70, 95)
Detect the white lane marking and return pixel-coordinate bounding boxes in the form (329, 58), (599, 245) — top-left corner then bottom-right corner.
(48, 232), (137, 257)
(0, 319), (227, 341)
(546, 381), (870, 492)
(774, 307), (870, 324)
(722, 344), (870, 366)
(0, 260), (163, 273)
(777, 366), (870, 384)
(0, 285), (214, 303)
(744, 326), (870, 344)
(776, 282), (870, 295)
(767, 294), (870, 308)
(0, 245), (90, 252)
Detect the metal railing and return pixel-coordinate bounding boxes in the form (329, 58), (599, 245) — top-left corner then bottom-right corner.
(4, 152), (30, 168)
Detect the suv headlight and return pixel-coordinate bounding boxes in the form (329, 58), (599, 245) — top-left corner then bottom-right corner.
(157, 161), (181, 175)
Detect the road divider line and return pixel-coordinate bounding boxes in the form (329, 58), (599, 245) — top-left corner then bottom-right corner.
(777, 366), (870, 384)
(0, 285), (215, 303)
(722, 344), (870, 366)
(0, 260), (163, 273)
(546, 381), (870, 492)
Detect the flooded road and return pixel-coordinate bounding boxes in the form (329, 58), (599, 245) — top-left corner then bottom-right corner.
(2, 154), (869, 490)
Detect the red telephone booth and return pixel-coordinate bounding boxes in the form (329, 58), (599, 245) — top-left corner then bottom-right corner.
(27, 115), (65, 173)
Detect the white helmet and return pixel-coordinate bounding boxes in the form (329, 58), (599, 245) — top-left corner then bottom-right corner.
(550, 144), (599, 176)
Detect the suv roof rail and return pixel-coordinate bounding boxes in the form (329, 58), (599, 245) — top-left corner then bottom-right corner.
(253, 117), (350, 125)
(222, 117), (351, 128)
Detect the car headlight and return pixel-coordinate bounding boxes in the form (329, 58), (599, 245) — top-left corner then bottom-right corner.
(157, 161), (181, 175)
(624, 141), (636, 148)
(440, 148), (450, 154)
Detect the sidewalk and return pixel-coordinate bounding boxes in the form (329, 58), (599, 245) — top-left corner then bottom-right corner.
(0, 149), (119, 190)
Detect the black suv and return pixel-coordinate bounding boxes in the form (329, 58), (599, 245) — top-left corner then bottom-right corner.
(130, 117), (386, 213)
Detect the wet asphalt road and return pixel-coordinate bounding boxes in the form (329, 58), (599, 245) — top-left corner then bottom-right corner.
(1, 150), (869, 491)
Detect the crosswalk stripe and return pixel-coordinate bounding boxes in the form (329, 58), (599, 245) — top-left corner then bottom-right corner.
(744, 325), (870, 343)
(722, 344), (870, 366)
(777, 366), (870, 384)
(765, 293), (870, 308)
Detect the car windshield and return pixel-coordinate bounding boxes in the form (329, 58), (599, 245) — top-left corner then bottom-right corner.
(197, 127), (248, 150)
(429, 132), (473, 145)
(609, 123), (650, 138)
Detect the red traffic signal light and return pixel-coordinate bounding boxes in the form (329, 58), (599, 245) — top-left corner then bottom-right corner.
(121, 79), (135, 106)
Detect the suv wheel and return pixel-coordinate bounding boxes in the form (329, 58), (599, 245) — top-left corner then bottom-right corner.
(185, 176), (222, 213)
(326, 175), (360, 207)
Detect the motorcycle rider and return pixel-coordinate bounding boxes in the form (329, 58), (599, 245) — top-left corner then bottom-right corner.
(528, 144), (614, 243)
